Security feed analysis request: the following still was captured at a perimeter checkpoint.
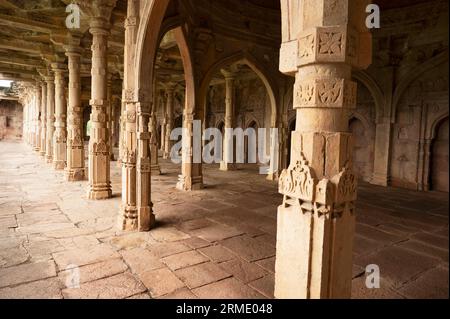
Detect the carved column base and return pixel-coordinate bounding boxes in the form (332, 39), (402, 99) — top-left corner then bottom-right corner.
(88, 184), (112, 200)
(40, 151), (46, 157)
(119, 206), (155, 231)
(220, 161), (237, 171)
(46, 155), (53, 163)
(34, 147), (40, 152)
(53, 160), (66, 170)
(66, 168), (85, 181)
(176, 174), (204, 191)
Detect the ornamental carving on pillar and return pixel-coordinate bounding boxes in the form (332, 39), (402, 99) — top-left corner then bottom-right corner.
(92, 139), (109, 155)
(278, 154), (316, 202)
(333, 162), (358, 204)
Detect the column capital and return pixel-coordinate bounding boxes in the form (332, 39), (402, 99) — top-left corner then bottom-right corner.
(221, 69), (236, 80)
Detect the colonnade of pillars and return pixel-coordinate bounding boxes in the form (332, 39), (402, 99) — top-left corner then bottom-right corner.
(20, 0), (372, 299)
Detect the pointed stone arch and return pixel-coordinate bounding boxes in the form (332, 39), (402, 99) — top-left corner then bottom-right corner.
(199, 51), (279, 128)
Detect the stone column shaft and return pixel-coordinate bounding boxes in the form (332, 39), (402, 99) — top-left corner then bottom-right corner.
(164, 87), (175, 159)
(136, 100), (155, 230)
(220, 72), (236, 171)
(149, 83), (161, 174)
(40, 82), (47, 156)
(66, 49), (85, 181)
(107, 77), (115, 161)
(275, 0), (371, 299)
(88, 19), (112, 200)
(120, 0), (141, 230)
(45, 76), (55, 163)
(176, 112), (203, 191)
(52, 65), (67, 170)
(33, 85), (41, 152)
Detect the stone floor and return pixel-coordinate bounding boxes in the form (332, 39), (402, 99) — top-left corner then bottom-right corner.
(0, 140), (448, 299)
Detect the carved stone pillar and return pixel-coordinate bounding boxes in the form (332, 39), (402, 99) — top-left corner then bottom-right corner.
(136, 96), (155, 230)
(176, 112), (203, 191)
(45, 76), (55, 163)
(33, 84), (41, 152)
(52, 64), (67, 170)
(87, 18), (112, 200)
(164, 85), (175, 159)
(150, 98), (161, 175)
(107, 76), (115, 161)
(371, 118), (392, 186)
(120, 0), (140, 230)
(40, 81), (47, 157)
(275, 0), (371, 299)
(220, 70), (237, 171)
(65, 46), (85, 181)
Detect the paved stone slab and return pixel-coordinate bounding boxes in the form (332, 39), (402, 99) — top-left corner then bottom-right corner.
(351, 276), (404, 299)
(255, 257), (275, 274)
(160, 288), (197, 299)
(58, 258), (128, 285)
(249, 274), (274, 298)
(220, 235), (275, 262)
(190, 223), (244, 243)
(62, 272), (146, 299)
(199, 245), (236, 263)
(175, 262), (231, 289)
(0, 261), (57, 288)
(0, 278), (63, 299)
(398, 266), (449, 299)
(162, 250), (209, 271)
(355, 246), (439, 288)
(220, 258), (267, 283)
(192, 278), (264, 299)
(183, 237), (211, 249)
(148, 242), (192, 258)
(121, 247), (164, 274)
(140, 268), (185, 298)
(52, 244), (120, 270)
(0, 246), (29, 268)
(150, 226), (191, 242)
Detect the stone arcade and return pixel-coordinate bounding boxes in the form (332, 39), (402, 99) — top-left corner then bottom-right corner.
(0, 0), (448, 299)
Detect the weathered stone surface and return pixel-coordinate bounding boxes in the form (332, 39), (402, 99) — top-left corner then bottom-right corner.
(175, 262), (231, 289)
(58, 258), (128, 285)
(0, 246), (29, 267)
(249, 274), (274, 298)
(220, 235), (275, 262)
(190, 223), (243, 243)
(148, 242), (192, 258)
(160, 288), (197, 299)
(355, 247), (439, 288)
(52, 244), (120, 270)
(199, 245), (236, 263)
(162, 251), (209, 271)
(183, 237), (211, 249)
(149, 226), (191, 242)
(140, 268), (185, 298)
(398, 266), (449, 299)
(220, 258), (267, 283)
(0, 278), (63, 299)
(62, 272), (146, 299)
(192, 278), (264, 299)
(121, 247), (164, 274)
(0, 261), (57, 288)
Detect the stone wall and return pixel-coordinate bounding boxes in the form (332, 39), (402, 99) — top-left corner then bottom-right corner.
(0, 100), (22, 140)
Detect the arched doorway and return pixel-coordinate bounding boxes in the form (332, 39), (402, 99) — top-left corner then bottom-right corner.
(430, 117), (449, 192)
